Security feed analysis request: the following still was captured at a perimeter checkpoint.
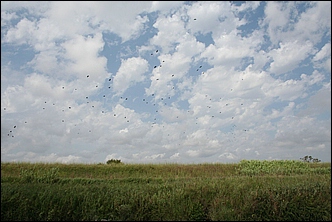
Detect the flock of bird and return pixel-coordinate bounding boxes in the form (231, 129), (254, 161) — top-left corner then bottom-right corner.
(3, 27), (250, 143)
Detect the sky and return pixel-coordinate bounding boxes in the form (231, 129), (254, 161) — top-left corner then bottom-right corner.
(1, 1), (331, 164)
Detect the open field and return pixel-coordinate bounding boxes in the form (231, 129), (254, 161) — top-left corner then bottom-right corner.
(1, 160), (331, 221)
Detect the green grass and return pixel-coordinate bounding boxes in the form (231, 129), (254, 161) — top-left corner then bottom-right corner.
(1, 160), (331, 221)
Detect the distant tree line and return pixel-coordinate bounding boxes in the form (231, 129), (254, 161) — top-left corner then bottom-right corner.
(300, 155), (321, 163)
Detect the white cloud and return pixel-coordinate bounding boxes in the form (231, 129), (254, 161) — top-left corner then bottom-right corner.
(3, 18), (37, 45)
(298, 82), (331, 117)
(81, 1), (151, 42)
(112, 57), (149, 95)
(61, 33), (109, 80)
(186, 1), (242, 37)
(312, 43), (331, 72)
(262, 1), (293, 45)
(313, 43), (331, 62)
(1, 11), (18, 27)
(274, 115), (331, 152)
(150, 1), (184, 14)
(262, 1), (331, 46)
(219, 152), (237, 160)
(292, 1), (331, 44)
(263, 78), (305, 101)
(268, 40), (315, 75)
(150, 13), (187, 53)
(1, 1), (331, 164)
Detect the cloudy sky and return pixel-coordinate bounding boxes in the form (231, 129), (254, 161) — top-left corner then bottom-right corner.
(1, 1), (331, 164)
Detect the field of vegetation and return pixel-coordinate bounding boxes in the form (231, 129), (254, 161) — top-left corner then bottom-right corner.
(1, 159), (331, 221)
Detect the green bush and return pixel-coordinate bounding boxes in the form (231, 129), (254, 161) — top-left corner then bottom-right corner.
(106, 159), (122, 164)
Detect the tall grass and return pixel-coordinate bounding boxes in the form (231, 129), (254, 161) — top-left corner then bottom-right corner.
(236, 159), (331, 176)
(1, 160), (331, 221)
(1, 161), (239, 180)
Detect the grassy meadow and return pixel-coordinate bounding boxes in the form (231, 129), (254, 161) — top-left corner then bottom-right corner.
(1, 160), (331, 221)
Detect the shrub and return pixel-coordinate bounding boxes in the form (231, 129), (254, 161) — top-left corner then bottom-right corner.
(300, 155), (321, 163)
(106, 159), (122, 164)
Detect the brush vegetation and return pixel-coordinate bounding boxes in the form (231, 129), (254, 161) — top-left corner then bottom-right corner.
(1, 160), (331, 221)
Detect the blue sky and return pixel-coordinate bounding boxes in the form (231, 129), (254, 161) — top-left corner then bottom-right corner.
(1, 1), (331, 164)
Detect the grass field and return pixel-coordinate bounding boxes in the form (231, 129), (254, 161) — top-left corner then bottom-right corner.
(1, 160), (331, 221)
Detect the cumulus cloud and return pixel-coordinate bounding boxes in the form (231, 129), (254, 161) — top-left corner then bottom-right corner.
(112, 57), (149, 95)
(269, 40), (315, 75)
(1, 1), (331, 164)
